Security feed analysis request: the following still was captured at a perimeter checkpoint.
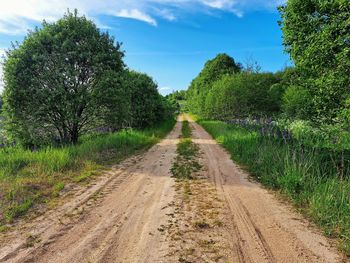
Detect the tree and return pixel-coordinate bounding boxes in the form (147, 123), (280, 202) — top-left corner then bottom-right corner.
(125, 71), (165, 129)
(94, 70), (131, 131)
(2, 10), (125, 146)
(165, 90), (187, 113)
(187, 53), (241, 116)
(205, 73), (279, 120)
(279, 0), (350, 123)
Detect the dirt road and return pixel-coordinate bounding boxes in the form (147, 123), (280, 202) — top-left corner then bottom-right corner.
(0, 115), (342, 262)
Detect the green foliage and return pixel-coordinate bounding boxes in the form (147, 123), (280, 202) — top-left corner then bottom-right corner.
(282, 85), (312, 119)
(1, 11), (174, 147)
(125, 70), (173, 129)
(279, 0), (350, 123)
(0, 118), (175, 224)
(187, 53), (241, 116)
(205, 73), (279, 120)
(166, 90), (187, 101)
(165, 90), (187, 113)
(94, 70), (131, 130)
(270, 67), (300, 113)
(200, 120), (350, 254)
(2, 10), (125, 146)
(181, 119), (191, 138)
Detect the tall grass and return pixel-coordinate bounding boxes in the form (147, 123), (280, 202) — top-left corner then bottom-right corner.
(0, 118), (176, 225)
(199, 120), (350, 255)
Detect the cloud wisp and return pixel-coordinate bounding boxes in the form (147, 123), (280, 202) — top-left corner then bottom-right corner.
(0, 0), (285, 35)
(115, 9), (157, 26)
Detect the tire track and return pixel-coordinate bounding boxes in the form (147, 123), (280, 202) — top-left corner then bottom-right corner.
(188, 114), (341, 263)
(0, 119), (181, 263)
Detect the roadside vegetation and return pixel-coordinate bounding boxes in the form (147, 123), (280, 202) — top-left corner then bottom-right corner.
(200, 120), (350, 253)
(184, 0), (350, 255)
(1, 10), (175, 148)
(0, 10), (176, 228)
(0, 119), (175, 228)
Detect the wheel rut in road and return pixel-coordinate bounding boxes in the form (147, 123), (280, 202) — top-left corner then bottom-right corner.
(0, 115), (342, 263)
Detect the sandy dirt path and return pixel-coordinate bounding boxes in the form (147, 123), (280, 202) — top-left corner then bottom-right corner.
(187, 115), (341, 263)
(0, 115), (343, 263)
(0, 119), (181, 263)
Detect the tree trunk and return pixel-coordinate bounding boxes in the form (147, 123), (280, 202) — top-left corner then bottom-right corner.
(70, 124), (79, 144)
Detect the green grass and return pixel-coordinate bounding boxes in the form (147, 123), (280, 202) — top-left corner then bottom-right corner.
(171, 120), (201, 180)
(0, 118), (176, 225)
(181, 120), (192, 138)
(199, 120), (350, 255)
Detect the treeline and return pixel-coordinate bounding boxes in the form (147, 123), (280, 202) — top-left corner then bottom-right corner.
(186, 53), (287, 120)
(187, 0), (350, 130)
(1, 10), (174, 147)
(165, 90), (187, 113)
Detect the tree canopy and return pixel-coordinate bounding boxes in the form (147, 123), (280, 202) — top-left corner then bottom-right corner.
(186, 53), (241, 116)
(2, 10), (173, 147)
(205, 73), (279, 120)
(3, 10), (125, 145)
(279, 0), (350, 124)
(125, 70), (169, 129)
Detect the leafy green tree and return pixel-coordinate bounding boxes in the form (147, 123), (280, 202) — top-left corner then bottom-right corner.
(279, 0), (350, 123)
(187, 53), (241, 116)
(205, 73), (279, 120)
(2, 10), (124, 146)
(165, 90), (187, 113)
(94, 70), (131, 131)
(125, 70), (165, 128)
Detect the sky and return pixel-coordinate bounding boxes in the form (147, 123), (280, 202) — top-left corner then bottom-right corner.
(0, 0), (290, 95)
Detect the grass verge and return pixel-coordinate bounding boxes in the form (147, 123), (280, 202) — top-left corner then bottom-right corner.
(0, 118), (176, 226)
(199, 120), (350, 255)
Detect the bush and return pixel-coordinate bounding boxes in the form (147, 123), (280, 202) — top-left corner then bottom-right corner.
(282, 85), (312, 119)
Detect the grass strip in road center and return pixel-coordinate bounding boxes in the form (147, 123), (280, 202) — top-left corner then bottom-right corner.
(171, 120), (201, 179)
(166, 119), (231, 262)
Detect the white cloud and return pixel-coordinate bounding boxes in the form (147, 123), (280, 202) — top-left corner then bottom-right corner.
(0, 0), (286, 35)
(201, 0), (235, 9)
(158, 86), (173, 95)
(155, 8), (177, 21)
(159, 86), (172, 91)
(115, 9), (157, 26)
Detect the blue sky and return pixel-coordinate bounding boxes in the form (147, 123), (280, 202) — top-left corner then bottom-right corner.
(0, 0), (290, 95)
